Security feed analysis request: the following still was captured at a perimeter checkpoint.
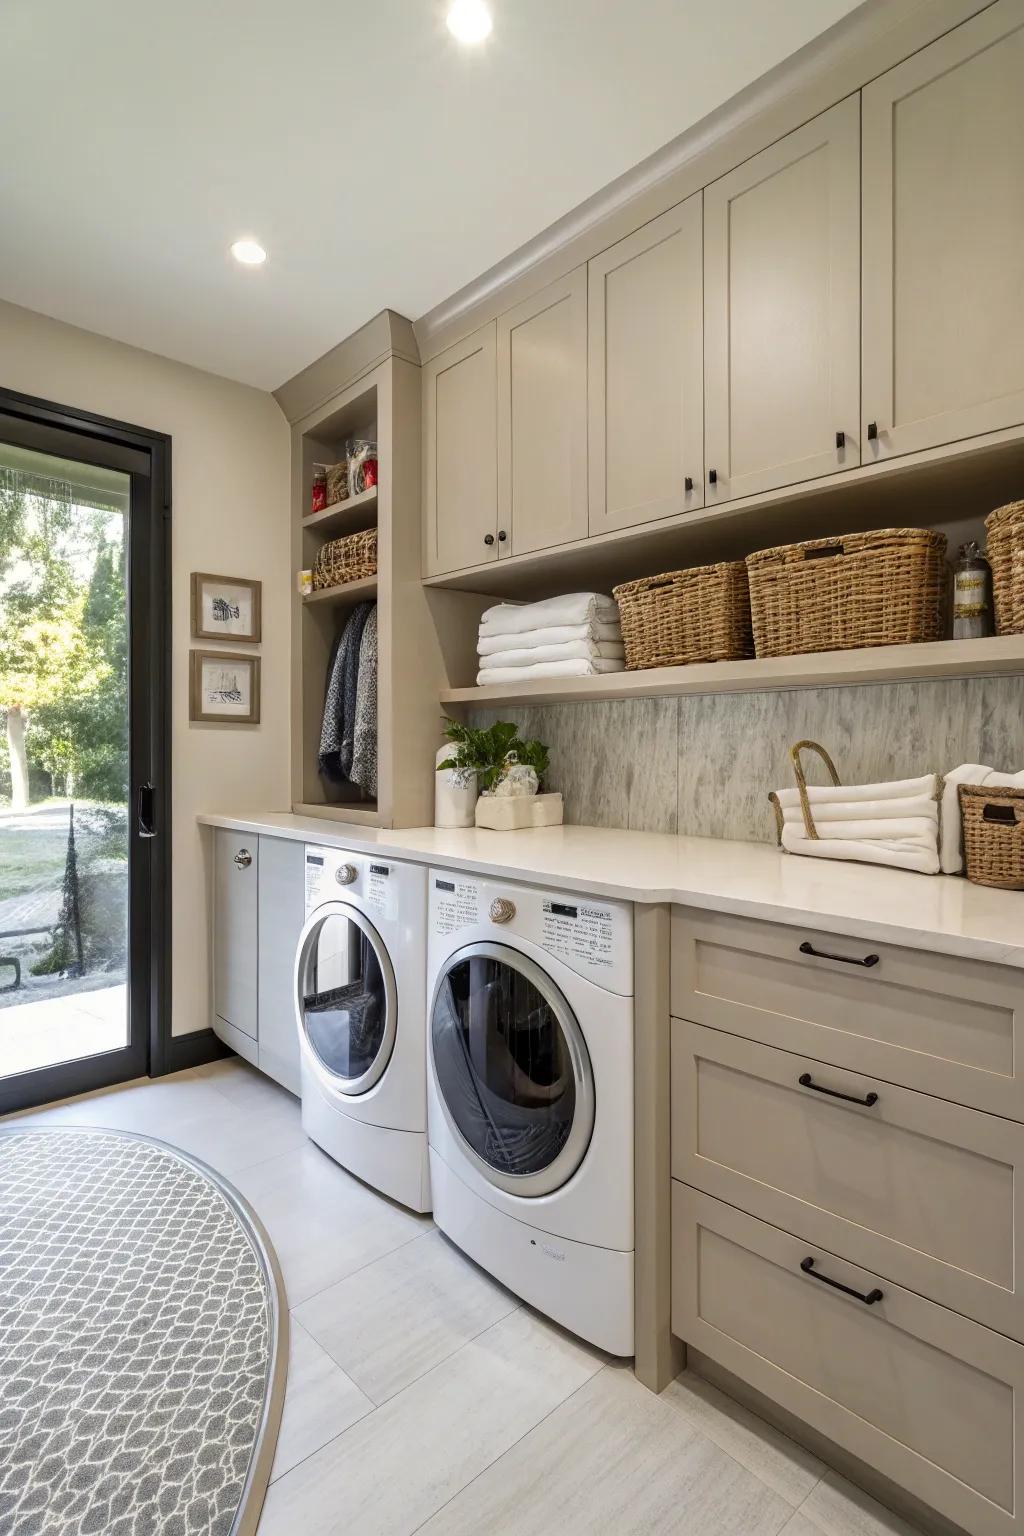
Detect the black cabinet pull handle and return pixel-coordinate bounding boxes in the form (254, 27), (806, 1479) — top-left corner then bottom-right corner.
(497, 529), (507, 542)
(708, 469), (718, 485)
(483, 533), (495, 546)
(799, 1071), (878, 1107)
(799, 940), (879, 969)
(801, 1256), (883, 1306)
(867, 420), (878, 441)
(835, 430), (845, 449)
(684, 476), (693, 493)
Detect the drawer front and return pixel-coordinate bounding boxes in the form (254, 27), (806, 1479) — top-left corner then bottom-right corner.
(672, 1184), (1024, 1536)
(671, 908), (1024, 1120)
(673, 1018), (1024, 1340)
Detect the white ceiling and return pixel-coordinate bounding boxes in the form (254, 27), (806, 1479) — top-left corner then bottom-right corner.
(1, 0), (861, 392)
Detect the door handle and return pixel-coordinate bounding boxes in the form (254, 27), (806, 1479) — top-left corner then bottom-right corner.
(138, 782), (157, 838)
(234, 849), (253, 869)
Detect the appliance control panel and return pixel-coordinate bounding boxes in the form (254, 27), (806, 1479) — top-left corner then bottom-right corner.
(305, 846), (400, 924)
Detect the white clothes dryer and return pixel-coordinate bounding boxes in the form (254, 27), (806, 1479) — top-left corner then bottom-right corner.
(426, 869), (634, 1355)
(295, 846), (430, 1212)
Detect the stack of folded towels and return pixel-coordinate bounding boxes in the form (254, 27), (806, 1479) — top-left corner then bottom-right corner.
(477, 593), (625, 685)
(774, 773), (942, 875)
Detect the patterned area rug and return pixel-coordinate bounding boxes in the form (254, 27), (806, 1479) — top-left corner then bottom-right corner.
(0, 1127), (286, 1536)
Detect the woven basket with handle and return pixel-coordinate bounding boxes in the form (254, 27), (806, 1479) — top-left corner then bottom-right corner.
(768, 739), (842, 844)
(985, 500), (1024, 635)
(612, 561), (752, 671)
(746, 527), (946, 658)
(312, 528), (377, 591)
(958, 784), (1024, 890)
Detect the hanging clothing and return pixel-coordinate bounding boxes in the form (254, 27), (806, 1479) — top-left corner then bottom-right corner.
(319, 601), (372, 783)
(351, 606), (378, 796)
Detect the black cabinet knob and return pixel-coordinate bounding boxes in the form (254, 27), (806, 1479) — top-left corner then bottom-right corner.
(708, 469), (718, 485)
(684, 476), (693, 493)
(867, 421), (878, 441)
(835, 430), (845, 449)
(483, 533), (495, 546)
(497, 529), (507, 542)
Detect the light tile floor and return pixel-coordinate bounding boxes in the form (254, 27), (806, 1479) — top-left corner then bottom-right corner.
(5, 1057), (927, 1536)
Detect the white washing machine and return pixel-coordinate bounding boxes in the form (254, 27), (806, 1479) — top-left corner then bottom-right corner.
(426, 869), (634, 1356)
(294, 846), (430, 1213)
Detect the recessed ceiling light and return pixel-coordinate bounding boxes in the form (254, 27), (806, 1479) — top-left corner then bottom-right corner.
(446, 0), (492, 44)
(230, 238), (267, 267)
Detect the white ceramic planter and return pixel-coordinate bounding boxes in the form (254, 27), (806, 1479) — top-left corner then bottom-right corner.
(434, 747), (478, 828)
(474, 792), (564, 831)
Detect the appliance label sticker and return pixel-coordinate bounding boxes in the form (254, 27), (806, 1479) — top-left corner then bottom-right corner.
(434, 878), (481, 935)
(542, 901), (615, 968)
(367, 865), (397, 921)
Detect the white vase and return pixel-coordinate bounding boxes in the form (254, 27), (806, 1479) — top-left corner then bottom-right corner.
(434, 747), (477, 828)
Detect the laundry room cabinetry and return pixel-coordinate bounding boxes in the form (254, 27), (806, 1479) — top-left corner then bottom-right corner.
(211, 831), (304, 1093)
(422, 322), (498, 576)
(669, 905), (1024, 1536)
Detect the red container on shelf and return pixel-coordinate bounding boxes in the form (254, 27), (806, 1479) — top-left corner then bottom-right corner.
(311, 466), (328, 514)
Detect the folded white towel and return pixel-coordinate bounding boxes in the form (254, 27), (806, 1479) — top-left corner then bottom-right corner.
(780, 826), (940, 876)
(480, 593), (619, 636)
(775, 775), (935, 807)
(941, 763), (1024, 872)
(477, 621), (621, 656)
(775, 771), (941, 875)
(783, 814), (938, 843)
(477, 657), (626, 685)
(776, 791), (940, 826)
(478, 639), (625, 669)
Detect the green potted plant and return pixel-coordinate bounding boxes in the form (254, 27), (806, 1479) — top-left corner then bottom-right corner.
(436, 718), (561, 831)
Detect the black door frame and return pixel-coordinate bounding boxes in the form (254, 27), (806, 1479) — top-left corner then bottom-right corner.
(0, 385), (177, 1111)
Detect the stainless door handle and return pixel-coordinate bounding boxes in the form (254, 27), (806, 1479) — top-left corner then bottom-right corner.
(234, 849), (253, 869)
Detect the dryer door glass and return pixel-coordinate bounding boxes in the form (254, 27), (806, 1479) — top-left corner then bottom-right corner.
(431, 943), (595, 1197)
(298, 906), (397, 1095)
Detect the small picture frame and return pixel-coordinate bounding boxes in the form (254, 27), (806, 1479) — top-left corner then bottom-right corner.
(189, 650), (261, 724)
(190, 572), (262, 643)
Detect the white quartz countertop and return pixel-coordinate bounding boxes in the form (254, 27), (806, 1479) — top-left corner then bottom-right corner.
(198, 811), (1024, 969)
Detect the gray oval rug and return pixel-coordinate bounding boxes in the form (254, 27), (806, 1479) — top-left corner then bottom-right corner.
(0, 1126), (287, 1536)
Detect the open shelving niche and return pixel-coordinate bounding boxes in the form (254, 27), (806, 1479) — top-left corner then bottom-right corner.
(283, 311), (487, 829)
(432, 429), (1024, 712)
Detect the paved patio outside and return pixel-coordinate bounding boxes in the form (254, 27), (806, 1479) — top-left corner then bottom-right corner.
(0, 983), (126, 1078)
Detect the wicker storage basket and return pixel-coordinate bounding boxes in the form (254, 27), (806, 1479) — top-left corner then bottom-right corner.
(612, 562), (752, 670)
(312, 528), (377, 591)
(958, 783), (1024, 890)
(985, 500), (1024, 635)
(325, 460), (349, 506)
(746, 527), (947, 658)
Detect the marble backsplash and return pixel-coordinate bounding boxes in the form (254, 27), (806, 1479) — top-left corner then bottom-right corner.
(467, 675), (1024, 844)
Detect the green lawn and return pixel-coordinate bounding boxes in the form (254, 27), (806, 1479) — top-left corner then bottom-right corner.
(0, 802), (127, 900)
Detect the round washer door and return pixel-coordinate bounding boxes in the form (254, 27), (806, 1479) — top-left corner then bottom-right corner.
(429, 941), (595, 1197)
(295, 902), (397, 1095)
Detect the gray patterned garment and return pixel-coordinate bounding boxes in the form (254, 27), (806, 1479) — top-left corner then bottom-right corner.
(0, 1128), (281, 1536)
(319, 601), (373, 784)
(351, 605), (378, 796)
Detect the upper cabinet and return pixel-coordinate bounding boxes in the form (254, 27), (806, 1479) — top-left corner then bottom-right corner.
(588, 195), (704, 536)
(422, 322), (498, 577)
(497, 269), (588, 558)
(862, 0), (1024, 462)
(703, 97), (861, 505)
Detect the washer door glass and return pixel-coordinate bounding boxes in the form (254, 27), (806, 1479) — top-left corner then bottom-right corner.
(298, 905), (396, 1095)
(430, 942), (595, 1197)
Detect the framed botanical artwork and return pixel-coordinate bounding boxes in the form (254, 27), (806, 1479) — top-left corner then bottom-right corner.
(190, 572), (262, 643)
(189, 650), (261, 724)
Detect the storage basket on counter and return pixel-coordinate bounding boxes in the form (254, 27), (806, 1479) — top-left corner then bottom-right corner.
(985, 500), (1024, 635)
(958, 783), (1024, 890)
(746, 527), (946, 658)
(312, 527), (378, 591)
(612, 561), (752, 670)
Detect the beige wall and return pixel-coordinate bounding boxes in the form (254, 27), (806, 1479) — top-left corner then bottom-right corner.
(0, 299), (291, 1037)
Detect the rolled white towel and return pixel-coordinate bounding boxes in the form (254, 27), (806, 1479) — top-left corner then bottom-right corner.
(774, 775), (936, 807)
(941, 764), (1024, 872)
(780, 826), (940, 876)
(480, 593), (619, 636)
(783, 814), (938, 843)
(477, 656), (626, 685)
(778, 792), (940, 826)
(477, 638), (625, 668)
(477, 621), (621, 656)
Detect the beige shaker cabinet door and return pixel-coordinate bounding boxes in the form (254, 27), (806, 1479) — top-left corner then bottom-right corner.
(588, 196), (704, 535)
(703, 96), (861, 504)
(421, 322), (498, 577)
(862, 0), (1024, 462)
(497, 268), (588, 558)
(213, 829), (259, 1040)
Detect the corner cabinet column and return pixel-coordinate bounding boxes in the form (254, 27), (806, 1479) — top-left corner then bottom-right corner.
(588, 194), (704, 536)
(861, 0), (1024, 462)
(212, 828), (259, 1065)
(421, 322), (498, 576)
(703, 95), (861, 503)
(497, 268), (588, 558)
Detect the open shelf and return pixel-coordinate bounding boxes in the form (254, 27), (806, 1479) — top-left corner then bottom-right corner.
(293, 801), (380, 826)
(302, 484), (378, 536)
(303, 574), (378, 608)
(441, 634), (1024, 707)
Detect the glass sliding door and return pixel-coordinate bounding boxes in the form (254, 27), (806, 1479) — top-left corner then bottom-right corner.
(0, 397), (168, 1113)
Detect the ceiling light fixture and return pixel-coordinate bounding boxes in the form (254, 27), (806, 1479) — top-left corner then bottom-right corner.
(446, 0), (492, 44)
(230, 238), (268, 267)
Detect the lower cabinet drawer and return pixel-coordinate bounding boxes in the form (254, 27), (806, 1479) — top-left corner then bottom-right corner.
(672, 1018), (1024, 1341)
(672, 1184), (1024, 1536)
